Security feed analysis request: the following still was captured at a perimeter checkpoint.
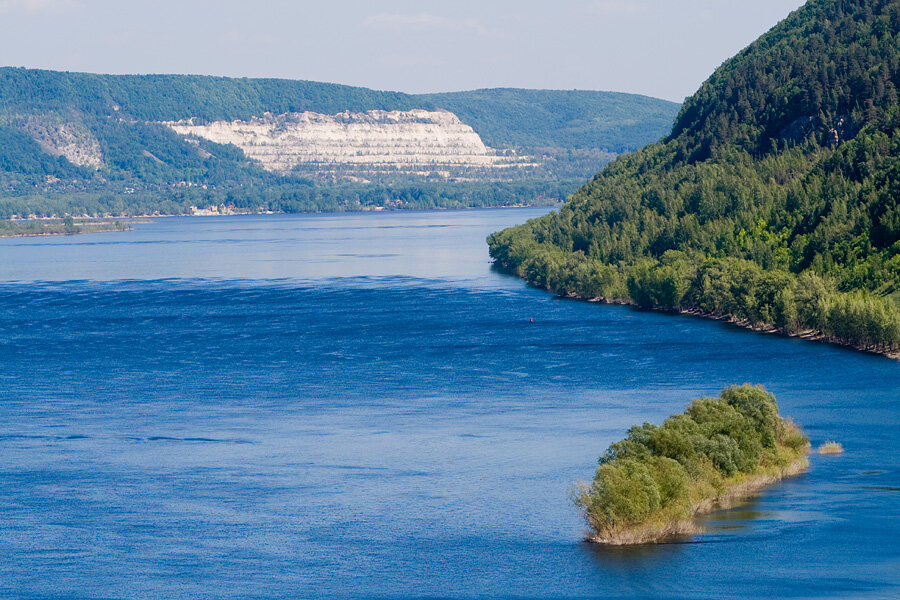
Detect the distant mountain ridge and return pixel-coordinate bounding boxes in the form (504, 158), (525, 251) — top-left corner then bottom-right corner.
(0, 68), (677, 153)
(0, 67), (680, 216)
(488, 0), (900, 354)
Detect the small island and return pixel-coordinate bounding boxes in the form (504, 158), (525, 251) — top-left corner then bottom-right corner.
(0, 216), (133, 237)
(575, 384), (809, 545)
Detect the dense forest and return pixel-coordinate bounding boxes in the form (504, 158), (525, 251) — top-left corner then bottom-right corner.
(489, 0), (900, 353)
(419, 88), (679, 153)
(0, 68), (679, 216)
(576, 385), (808, 544)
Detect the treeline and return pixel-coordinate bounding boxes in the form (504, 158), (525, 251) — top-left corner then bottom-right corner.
(0, 68), (678, 152)
(0, 179), (568, 219)
(0, 69), (420, 123)
(576, 385), (808, 544)
(489, 0), (900, 355)
(489, 228), (900, 351)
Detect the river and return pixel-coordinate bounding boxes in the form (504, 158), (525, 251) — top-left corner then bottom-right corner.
(0, 209), (897, 599)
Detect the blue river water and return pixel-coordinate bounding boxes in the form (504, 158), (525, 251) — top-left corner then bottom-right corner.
(0, 209), (898, 599)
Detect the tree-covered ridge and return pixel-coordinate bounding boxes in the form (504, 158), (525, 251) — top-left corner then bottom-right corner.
(0, 67), (679, 153)
(0, 69), (420, 123)
(0, 68), (678, 215)
(420, 88), (679, 153)
(488, 0), (900, 353)
(576, 385), (808, 544)
(671, 0), (900, 161)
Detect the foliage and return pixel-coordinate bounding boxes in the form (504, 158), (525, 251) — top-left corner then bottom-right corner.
(0, 68), (680, 212)
(817, 441), (845, 454)
(0, 217), (129, 237)
(0, 69), (678, 152)
(421, 88), (680, 153)
(575, 385), (808, 537)
(0, 125), (87, 179)
(0, 180), (573, 219)
(0, 69), (421, 123)
(489, 0), (900, 352)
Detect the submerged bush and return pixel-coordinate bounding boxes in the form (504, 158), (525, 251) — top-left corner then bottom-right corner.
(818, 441), (844, 455)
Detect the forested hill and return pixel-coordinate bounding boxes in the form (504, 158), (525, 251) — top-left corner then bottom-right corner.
(0, 69), (419, 121)
(0, 68), (679, 216)
(0, 69), (677, 155)
(0, 67), (679, 153)
(488, 0), (900, 354)
(421, 88), (677, 153)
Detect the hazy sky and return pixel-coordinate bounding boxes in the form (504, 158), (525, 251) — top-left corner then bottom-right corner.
(0, 0), (805, 102)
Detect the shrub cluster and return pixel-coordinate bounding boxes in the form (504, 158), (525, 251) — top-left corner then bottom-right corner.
(637, 255), (900, 351)
(575, 385), (808, 537)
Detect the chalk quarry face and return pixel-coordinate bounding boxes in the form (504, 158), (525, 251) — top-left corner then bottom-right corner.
(164, 109), (527, 180)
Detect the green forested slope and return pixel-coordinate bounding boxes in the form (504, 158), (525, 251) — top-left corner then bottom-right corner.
(0, 68), (679, 213)
(422, 88), (678, 153)
(0, 69), (678, 151)
(0, 69), (421, 122)
(489, 0), (900, 352)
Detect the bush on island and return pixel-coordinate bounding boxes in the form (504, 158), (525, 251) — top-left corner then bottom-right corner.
(575, 384), (809, 545)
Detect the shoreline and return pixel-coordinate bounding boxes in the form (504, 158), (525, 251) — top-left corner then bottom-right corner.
(587, 455), (810, 545)
(491, 253), (900, 361)
(0, 219), (137, 239)
(1, 203), (560, 238)
(491, 246), (898, 361)
(553, 289), (900, 362)
(674, 306), (900, 361)
(123, 202), (561, 219)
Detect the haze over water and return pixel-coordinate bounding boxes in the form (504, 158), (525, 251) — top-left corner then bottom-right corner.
(0, 209), (898, 599)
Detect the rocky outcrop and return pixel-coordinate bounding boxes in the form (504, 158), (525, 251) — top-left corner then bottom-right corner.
(22, 116), (103, 170)
(164, 109), (525, 177)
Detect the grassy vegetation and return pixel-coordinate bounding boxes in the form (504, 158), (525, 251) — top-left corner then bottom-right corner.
(575, 385), (809, 545)
(818, 441), (844, 455)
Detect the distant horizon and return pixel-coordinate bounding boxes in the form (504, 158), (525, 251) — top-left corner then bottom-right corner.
(0, 64), (683, 102)
(0, 1), (806, 103)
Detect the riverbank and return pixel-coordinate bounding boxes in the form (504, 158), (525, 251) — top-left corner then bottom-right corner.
(556, 291), (900, 361)
(1, 203), (562, 238)
(676, 306), (900, 361)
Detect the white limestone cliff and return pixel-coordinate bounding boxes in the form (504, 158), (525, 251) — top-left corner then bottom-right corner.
(164, 109), (522, 176)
